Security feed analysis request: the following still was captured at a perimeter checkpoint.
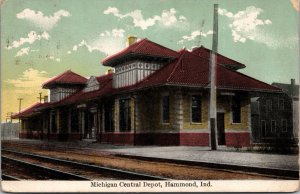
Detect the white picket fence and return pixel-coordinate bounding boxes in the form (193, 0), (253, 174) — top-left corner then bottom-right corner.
(1, 122), (20, 140)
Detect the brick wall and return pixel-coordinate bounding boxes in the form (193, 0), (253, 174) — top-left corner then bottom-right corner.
(182, 93), (209, 130)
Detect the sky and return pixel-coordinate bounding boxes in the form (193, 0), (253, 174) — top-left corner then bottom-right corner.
(1, 0), (299, 121)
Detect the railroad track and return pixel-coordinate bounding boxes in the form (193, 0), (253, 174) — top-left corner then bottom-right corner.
(2, 149), (168, 180)
(3, 141), (298, 180)
(2, 174), (21, 181)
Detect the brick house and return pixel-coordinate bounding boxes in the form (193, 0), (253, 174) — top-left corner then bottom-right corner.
(12, 38), (281, 147)
(251, 79), (298, 143)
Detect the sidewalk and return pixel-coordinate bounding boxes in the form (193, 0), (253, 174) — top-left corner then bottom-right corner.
(102, 146), (299, 171)
(4, 139), (299, 171)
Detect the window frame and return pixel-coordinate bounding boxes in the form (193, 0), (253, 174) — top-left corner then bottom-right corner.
(279, 99), (284, 110)
(161, 95), (170, 124)
(261, 120), (266, 138)
(281, 119), (287, 132)
(266, 99), (272, 111)
(271, 120), (276, 133)
(231, 96), (241, 124)
(119, 98), (131, 132)
(190, 94), (202, 123)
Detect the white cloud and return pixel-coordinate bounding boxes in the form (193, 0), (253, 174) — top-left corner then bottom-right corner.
(7, 31), (50, 50)
(46, 55), (61, 62)
(123, 10), (160, 30)
(15, 47), (30, 57)
(219, 6), (298, 49)
(218, 7), (272, 43)
(178, 30), (213, 44)
(103, 7), (188, 30)
(16, 8), (70, 31)
(103, 6), (122, 17)
(69, 29), (126, 55)
(112, 29), (125, 37)
(6, 68), (49, 94)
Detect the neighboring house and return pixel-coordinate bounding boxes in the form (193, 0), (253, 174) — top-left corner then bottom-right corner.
(12, 37), (281, 147)
(251, 79), (299, 143)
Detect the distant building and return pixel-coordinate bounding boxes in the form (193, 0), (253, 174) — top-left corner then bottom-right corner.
(12, 37), (281, 147)
(251, 79), (299, 143)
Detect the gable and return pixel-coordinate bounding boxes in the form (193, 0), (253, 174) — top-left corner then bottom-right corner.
(83, 76), (100, 92)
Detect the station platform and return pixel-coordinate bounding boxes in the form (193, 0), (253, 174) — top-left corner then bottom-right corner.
(3, 139), (299, 174)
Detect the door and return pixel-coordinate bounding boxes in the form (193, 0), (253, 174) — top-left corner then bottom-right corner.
(119, 99), (131, 132)
(217, 113), (225, 145)
(87, 112), (96, 139)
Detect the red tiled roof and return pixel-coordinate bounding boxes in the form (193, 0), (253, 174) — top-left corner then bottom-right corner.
(133, 50), (281, 92)
(102, 39), (180, 66)
(55, 73), (114, 106)
(18, 40), (281, 117)
(191, 46), (246, 70)
(11, 102), (49, 119)
(43, 50), (281, 108)
(42, 70), (87, 89)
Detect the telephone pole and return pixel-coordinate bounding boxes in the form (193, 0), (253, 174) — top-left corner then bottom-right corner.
(17, 98), (23, 125)
(209, 4), (218, 150)
(17, 98), (23, 113)
(37, 92), (42, 103)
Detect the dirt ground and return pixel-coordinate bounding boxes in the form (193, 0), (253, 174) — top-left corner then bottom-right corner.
(2, 142), (274, 180)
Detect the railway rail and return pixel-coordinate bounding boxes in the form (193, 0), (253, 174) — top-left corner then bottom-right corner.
(2, 149), (168, 180)
(3, 141), (298, 180)
(2, 174), (21, 181)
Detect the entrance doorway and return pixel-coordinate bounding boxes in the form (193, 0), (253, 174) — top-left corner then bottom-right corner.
(217, 113), (225, 145)
(84, 111), (97, 139)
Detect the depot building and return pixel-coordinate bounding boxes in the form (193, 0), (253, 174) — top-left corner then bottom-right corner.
(12, 37), (281, 147)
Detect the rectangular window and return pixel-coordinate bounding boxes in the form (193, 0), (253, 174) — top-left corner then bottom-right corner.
(191, 95), (202, 123)
(104, 101), (114, 132)
(281, 119), (287, 132)
(279, 99), (284, 110)
(162, 95), (170, 123)
(119, 99), (131, 132)
(232, 96), (241, 123)
(261, 120), (266, 137)
(266, 99), (272, 111)
(271, 120), (276, 133)
(71, 109), (79, 132)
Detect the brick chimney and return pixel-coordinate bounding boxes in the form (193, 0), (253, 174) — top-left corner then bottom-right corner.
(107, 68), (114, 74)
(128, 36), (137, 46)
(290, 78), (296, 97)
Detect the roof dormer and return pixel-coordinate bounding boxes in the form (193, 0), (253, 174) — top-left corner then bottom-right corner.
(42, 70), (87, 102)
(102, 37), (179, 88)
(83, 76), (100, 92)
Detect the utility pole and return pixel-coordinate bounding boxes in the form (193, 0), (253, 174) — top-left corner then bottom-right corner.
(17, 98), (23, 127)
(37, 92), (42, 103)
(17, 98), (23, 113)
(209, 4), (218, 150)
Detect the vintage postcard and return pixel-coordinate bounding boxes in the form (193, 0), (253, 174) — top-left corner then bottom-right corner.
(0, 0), (299, 192)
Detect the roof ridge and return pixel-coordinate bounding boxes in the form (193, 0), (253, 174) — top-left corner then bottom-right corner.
(102, 39), (146, 64)
(218, 64), (281, 91)
(42, 70), (87, 88)
(188, 50), (245, 69)
(66, 70), (87, 79)
(142, 39), (178, 54)
(12, 102), (41, 117)
(191, 46), (245, 67)
(131, 38), (147, 52)
(166, 51), (186, 82)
